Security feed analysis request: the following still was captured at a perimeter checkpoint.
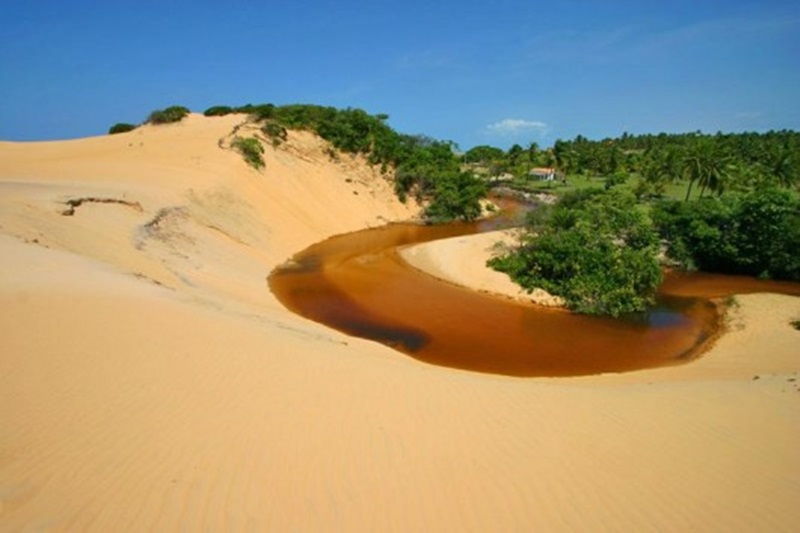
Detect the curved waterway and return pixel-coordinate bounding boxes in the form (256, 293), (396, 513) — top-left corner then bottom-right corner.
(269, 207), (800, 377)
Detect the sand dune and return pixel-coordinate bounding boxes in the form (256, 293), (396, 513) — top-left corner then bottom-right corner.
(1, 114), (798, 531)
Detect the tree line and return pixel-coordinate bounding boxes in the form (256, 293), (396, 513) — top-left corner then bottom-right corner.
(472, 130), (799, 316)
(465, 129), (799, 200)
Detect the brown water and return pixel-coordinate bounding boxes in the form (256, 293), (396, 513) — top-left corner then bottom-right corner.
(269, 211), (800, 377)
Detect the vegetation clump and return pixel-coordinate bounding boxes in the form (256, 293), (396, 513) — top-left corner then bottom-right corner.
(261, 121), (288, 146)
(490, 189), (663, 317)
(108, 123), (136, 135)
(231, 136), (265, 169)
(147, 105), (190, 124)
(653, 188), (800, 280)
(203, 105), (234, 117)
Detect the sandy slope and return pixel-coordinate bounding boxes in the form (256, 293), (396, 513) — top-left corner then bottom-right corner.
(1, 115), (798, 532)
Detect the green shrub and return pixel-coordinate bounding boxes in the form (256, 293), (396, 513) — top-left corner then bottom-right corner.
(423, 172), (487, 223)
(248, 103), (276, 120)
(490, 190), (663, 316)
(261, 121), (287, 146)
(147, 105), (190, 124)
(108, 123), (137, 135)
(231, 136), (265, 169)
(653, 188), (800, 280)
(203, 105), (234, 117)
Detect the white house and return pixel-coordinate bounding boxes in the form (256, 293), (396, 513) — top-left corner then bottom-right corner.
(529, 167), (556, 181)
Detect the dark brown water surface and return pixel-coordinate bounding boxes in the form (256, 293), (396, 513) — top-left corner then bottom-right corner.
(269, 209), (800, 377)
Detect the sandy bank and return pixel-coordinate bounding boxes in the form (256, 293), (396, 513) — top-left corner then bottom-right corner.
(400, 229), (565, 307)
(1, 115), (799, 531)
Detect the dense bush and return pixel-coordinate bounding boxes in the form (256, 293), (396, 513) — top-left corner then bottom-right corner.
(653, 188), (800, 280)
(147, 105), (190, 124)
(464, 145), (506, 164)
(244, 103), (276, 120)
(231, 136), (265, 169)
(108, 123), (136, 135)
(203, 105), (234, 117)
(423, 172), (487, 223)
(490, 190), (663, 316)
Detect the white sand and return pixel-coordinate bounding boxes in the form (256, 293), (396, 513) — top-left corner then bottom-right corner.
(400, 230), (565, 306)
(1, 114), (798, 531)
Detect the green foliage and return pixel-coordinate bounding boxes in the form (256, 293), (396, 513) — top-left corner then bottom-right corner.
(394, 136), (461, 201)
(231, 136), (265, 169)
(653, 188), (800, 280)
(261, 121), (287, 146)
(246, 103), (276, 120)
(108, 123), (136, 135)
(423, 172), (487, 223)
(490, 190), (663, 316)
(203, 105), (234, 117)
(545, 130), (800, 196)
(604, 170), (628, 189)
(465, 145), (505, 163)
(147, 105), (190, 124)
(681, 137), (732, 200)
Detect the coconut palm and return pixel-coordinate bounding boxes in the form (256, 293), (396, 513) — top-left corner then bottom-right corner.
(682, 139), (730, 201)
(769, 145), (797, 189)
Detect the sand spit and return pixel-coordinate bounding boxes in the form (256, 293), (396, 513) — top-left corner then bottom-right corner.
(400, 229), (566, 307)
(1, 115), (798, 531)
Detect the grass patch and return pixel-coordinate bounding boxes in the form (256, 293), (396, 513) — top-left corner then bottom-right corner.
(231, 136), (265, 169)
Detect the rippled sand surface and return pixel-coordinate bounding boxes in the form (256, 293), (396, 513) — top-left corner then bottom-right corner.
(1, 116), (798, 531)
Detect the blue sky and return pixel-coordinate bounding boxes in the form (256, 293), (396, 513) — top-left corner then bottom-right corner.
(1, 0), (798, 149)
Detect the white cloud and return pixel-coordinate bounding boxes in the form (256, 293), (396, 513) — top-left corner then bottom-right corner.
(486, 118), (549, 136)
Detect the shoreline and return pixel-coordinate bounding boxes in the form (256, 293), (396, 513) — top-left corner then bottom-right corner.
(398, 229), (567, 308)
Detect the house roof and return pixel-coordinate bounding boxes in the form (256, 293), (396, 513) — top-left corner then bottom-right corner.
(529, 167), (555, 174)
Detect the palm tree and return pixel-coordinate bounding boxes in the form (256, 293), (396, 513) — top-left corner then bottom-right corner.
(553, 140), (573, 179)
(682, 139), (729, 201)
(527, 141), (540, 163)
(769, 144), (797, 189)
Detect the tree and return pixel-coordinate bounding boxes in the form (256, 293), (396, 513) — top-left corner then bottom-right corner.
(465, 145), (505, 164)
(768, 144), (798, 189)
(681, 138), (730, 200)
(490, 190), (663, 316)
(527, 141), (540, 163)
(507, 144), (524, 166)
(423, 172), (487, 223)
(553, 139), (573, 177)
(653, 188), (800, 280)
